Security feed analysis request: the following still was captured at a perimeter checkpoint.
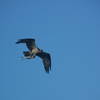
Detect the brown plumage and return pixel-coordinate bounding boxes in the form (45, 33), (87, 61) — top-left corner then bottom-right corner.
(16, 38), (51, 73)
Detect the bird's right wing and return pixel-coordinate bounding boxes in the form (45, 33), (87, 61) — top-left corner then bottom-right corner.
(36, 52), (51, 73)
(16, 38), (36, 51)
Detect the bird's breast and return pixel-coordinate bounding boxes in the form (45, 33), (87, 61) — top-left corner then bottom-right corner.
(32, 48), (40, 54)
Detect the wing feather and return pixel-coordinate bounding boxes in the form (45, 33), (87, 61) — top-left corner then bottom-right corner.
(16, 38), (36, 51)
(36, 52), (51, 73)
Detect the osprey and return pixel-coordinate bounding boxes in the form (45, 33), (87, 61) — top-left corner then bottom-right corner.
(16, 38), (51, 73)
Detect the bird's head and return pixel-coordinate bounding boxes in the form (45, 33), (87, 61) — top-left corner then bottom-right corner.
(37, 48), (43, 52)
(40, 49), (43, 52)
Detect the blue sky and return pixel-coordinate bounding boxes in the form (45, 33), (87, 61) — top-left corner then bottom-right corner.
(0, 0), (100, 100)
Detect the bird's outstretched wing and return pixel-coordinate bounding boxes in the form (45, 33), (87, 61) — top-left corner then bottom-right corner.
(16, 38), (36, 51)
(36, 52), (51, 73)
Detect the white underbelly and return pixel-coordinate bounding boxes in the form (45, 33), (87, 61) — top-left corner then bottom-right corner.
(31, 48), (39, 54)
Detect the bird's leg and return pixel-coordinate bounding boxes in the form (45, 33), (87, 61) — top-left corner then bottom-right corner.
(21, 55), (32, 59)
(24, 56), (32, 59)
(23, 54), (36, 59)
(31, 53), (36, 58)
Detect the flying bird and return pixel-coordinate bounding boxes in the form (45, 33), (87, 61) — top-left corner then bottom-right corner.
(16, 38), (51, 73)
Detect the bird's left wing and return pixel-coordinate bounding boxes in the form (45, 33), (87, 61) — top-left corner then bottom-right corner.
(16, 38), (36, 51)
(36, 52), (51, 73)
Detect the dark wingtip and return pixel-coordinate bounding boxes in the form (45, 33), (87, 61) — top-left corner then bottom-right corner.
(16, 41), (19, 44)
(45, 70), (49, 74)
(45, 67), (49, 73)
(45, 67), (51, 74)
(16, 39), (21, 44)
(16, 41), (21, 44)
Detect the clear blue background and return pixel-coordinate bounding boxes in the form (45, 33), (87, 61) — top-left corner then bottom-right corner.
(0, 0), (100, 100)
